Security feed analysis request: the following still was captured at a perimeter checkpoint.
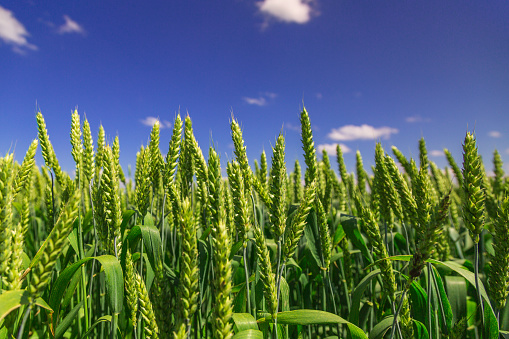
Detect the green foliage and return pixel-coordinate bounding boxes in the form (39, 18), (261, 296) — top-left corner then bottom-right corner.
(1, 108), (506, 339)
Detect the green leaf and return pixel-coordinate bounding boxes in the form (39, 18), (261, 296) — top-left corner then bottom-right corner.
(349, 269), (381, 325)
(339, 214), (372, 263)
(230, 240), (244, 260)
(368, 255), (499, 339)
(431, 265), (453, 334)
(413, 319), (429, 339)
(0, 290), (53, 322)
(48, 255), (123, 331)
(144, 213), (155, 226)
(120, 210), (136, 238)
(122, 224), (162, 273)
(232, 313), (258, 332)
(232, 329), (264, 339)
(368, 316), (393, 339)
(332, 223), (346, 248)
(95, 255), (124, 313)
(303, 210), (321, 269)
(81, 316), (112, 339)
(280, 276), (290, 312)
(259, 309), (368, 339)
(408, 275), (428, 325)
(444, 276), (467, 323)
(55, 300), (83, 339)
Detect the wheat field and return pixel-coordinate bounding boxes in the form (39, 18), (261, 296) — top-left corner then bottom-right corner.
(0, 108), (508, 339)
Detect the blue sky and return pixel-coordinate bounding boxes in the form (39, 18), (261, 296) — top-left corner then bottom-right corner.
(1, 0), (508, 177)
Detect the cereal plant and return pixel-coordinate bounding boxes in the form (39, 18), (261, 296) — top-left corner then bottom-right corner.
(0, 108), (508, 339)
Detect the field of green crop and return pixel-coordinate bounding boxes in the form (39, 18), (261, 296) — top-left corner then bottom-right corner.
(0, 108), (508, 338)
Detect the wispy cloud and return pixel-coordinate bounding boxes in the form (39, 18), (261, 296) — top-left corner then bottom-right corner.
(243, 92), (277, 106)
(327, 124), (399, 141)
(430, 150), (444, 157)
(505, 148), (509, 155)
(58, 15), (85, 35)
(243, 97), (267, 106)
(316, 93), (323, 99)
(284, 122), (300, 132)
(140, 116), (172, 129)
(405, 115), (430, 123)
(488, 130), (501, 138)
(257, 0), (316, 25)
(317, 143), (351, 155)
(0, 5), (37, 53)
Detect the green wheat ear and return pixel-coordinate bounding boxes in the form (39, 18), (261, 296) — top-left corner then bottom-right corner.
(13, 139), (38, 198)
(489, 195), (509, 311)
(461, 132), (485, 243)
(136, 272), (160, 339)
(356, 150), (367, 197)
(0, 154), (14, 282)
(70, 109), (83, 182)
(82, 116), (94, 184)
(269, 133), (287, 241)
(29, 189), (80, 299)
(230, 117), (252, 190)
(135, 145), (151, 218)
(124, 248), (138, 329)
(492, 149), (505, 197)
(283, 180), (316, 261)
(300, 107), (318, 187)
(164, 113), (182, 186)
(253, 221), (278, 318)
(227, 161), (250, 244)
(36, 111), (65, 186)
(174, 198), (199, 336)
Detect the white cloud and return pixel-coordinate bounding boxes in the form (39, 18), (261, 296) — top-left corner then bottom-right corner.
(58, 15), (85, 35)
(243, 92), (277, 106)
(488, 130), (501, 138)
(328, 124), (399, 141)
(284, 122), (300, 132)
(257, 0), (315, 24)
(140, 117), (172, 129)
(316, 93), (323, 99)
(430, 150), (444, 157)
(0, 5), (37, 53)
(405, 115), (430, 123)
(243, 97), (267, 106)
(317, 143), (351, 155)
(505, 148), (509, 155)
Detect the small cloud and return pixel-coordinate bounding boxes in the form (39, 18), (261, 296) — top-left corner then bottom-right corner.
(58, 15), (85, 35)
(243, 97), (267, 106)
(284, 122), (300, 132)
(161, 120), (172, 129)
(0, 5), (37, 53)
(328, 124), (399, 141)
(140, 116), (171, 129)
(405, 115), (430, 123)
(317, 143), (351, 155)
(430, 150), (444, 157)
(243, 92), (277, 106)
(353, 91), (362, 98)
(488, 130), (501, 138)
(316, 93), (322, 99)
(257, 0), (316, 25)
(505, 148), (509, 155)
